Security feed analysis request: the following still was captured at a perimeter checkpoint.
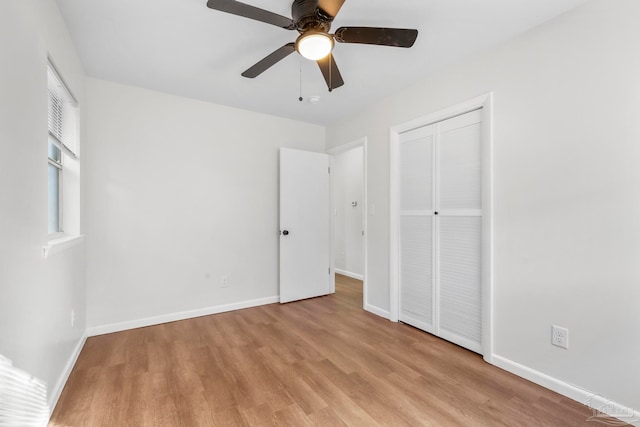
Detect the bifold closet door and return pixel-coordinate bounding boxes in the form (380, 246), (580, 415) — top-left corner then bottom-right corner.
(398, 109), (483, 354)
(437, 111), (483, 353)
(399, 125), (436, 333)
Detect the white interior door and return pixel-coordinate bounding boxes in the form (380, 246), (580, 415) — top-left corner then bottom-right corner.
(437, 111), (483, 353)
(399, 125), (436, 333)
(280, 148), (331, 303)
(398, 109), (483, 354)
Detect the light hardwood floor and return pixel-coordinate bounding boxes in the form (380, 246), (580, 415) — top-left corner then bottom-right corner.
(49, 275), (623, 426)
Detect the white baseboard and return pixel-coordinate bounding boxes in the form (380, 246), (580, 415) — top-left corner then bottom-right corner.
(335, 269), (364, 281)
(364, 303), (390, 320)
(49, 333), (86, 416)
(87, 296), (280, 337)
(492, 355), (639, 426)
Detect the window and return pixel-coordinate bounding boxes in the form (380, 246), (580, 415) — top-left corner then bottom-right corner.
(47, 62), (79, 236)
(48, 137), (62, 233)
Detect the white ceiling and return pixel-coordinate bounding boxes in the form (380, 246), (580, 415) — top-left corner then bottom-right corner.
(55, 0), (587, 126)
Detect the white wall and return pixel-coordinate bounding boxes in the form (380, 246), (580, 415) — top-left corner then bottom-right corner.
(84, 78), (326, 330)
(332, 147), (364, 277)
(0, 0), (86, 411)
(327, 0), (640, 414)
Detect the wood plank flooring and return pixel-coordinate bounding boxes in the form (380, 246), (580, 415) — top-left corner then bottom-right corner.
(49, 275), (622, 426)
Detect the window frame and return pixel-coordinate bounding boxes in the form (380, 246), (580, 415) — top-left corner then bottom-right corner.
(47, 60), (78, 239)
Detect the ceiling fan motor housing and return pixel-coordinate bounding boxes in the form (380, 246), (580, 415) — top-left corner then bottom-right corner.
(292, 0), (332, 33)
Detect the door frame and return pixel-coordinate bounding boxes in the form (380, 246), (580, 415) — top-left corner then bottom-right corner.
(328, 137), (368, 310)
(389, 93), (494, 362)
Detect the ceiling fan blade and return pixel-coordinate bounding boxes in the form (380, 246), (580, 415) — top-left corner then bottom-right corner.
(316, 53), (344, 91)
(206, 0), (295, 30)
(317, 0), (345, 19)
(241, 43), (296, 78)
(334, 27), (418, 47)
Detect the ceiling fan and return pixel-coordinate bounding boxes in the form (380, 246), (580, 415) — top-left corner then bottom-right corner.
(206, 0), (419, 91)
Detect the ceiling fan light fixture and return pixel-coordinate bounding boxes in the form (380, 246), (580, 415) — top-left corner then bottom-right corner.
(296, 32), (334, 60)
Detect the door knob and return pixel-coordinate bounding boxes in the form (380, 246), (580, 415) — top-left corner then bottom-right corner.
(282, 230), (289, 236)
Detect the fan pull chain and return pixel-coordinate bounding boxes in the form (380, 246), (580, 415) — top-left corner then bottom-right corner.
(298, 61), (303, 102)
(328, 54), (333, 93)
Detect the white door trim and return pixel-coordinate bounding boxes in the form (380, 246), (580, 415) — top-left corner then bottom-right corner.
(389, 94), (494, 362)
(328, 137), (368, 311)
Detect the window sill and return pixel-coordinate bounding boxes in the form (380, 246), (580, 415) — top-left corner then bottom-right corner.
(42, 235), (85, 259)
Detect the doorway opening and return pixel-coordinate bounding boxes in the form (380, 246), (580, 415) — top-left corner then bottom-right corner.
(329, 138), (367, 310)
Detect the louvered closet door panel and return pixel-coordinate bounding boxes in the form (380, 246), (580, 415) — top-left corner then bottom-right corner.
(438, 213), (482, 352)
(400, 127), (434, 211)
(439, 110), (482, 210)
(397, 109), (484, 354)
(400, 215), (433, 331)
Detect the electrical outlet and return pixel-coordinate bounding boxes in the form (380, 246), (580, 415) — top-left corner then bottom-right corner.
(221, 275), (229, 288)
(71, 309), (76, 328)
(552, 325), (569, 349)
